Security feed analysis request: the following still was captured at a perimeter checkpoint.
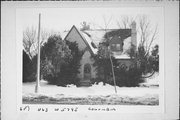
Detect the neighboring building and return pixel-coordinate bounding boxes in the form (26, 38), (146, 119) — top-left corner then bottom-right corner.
(63, 22), (137, 86)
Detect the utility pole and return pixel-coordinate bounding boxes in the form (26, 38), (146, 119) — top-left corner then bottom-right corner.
(109, 47), (117, 94)
(35, 13), (41, 93)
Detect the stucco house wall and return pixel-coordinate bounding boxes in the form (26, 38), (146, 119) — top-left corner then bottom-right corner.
(78, 50), (96, 80)
(64, 26), (97, 84)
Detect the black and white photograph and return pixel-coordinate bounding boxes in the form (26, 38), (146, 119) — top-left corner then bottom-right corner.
(2, 1), (179, 120)
(19, 7), (164, 106)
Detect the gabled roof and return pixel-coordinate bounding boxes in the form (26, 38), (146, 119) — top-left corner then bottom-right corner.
(80, 32), (98, 54)
(64, 25), (97, 55)
(63, 26), (133, 58)
(82, 29), (132, 45)
(82, 30), (107, 46)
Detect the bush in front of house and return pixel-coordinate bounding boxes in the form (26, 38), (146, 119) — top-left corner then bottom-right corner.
(40, 35), (72, 86)
(114, 63), (144, 87)
(93, 44), (118, 85)
(64, 41), (84, 85)
(113, 45), (159, 87)
(93, 61), (144, 87)
(39, 35), (83, 86)
(93, 43), (159, 87)
(132, 45), (159, 74)
(93, 42), (144, 87)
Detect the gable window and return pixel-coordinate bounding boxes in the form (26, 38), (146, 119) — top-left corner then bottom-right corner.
(116, 44), (121, 51)
(111, 44), (116, 50)
(111, 44), (116, 48)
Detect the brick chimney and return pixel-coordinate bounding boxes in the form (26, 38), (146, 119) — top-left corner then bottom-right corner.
(131, 21), (137, 50)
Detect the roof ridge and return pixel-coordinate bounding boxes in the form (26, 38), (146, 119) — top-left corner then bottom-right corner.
(81, 28), (131, 31)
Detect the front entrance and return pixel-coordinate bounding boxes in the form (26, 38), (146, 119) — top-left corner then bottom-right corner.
(79, 63), (91, 87)
(84, 63), (91, 80)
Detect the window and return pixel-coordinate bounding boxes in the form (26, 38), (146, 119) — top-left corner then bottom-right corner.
(84, 64), (91, 74)
(111, 44), (116, 50)
(111, 44), (116, 47)
(116, 44), (121, 50)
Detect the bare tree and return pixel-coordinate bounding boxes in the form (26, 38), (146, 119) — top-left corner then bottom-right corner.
(31, 29), (51, 56)
(23, 26), (37, 59)
(89, 15), (113, 30)
(136, 15), (158, 77)
(23, 26), (51, 58)
(117, 16), (135, 29)
(117, 15), (158, 56)
(102, 15), (113, 30)
(138, 15), (158, 56)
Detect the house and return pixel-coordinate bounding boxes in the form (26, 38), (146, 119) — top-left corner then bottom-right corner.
(63, 22), (137, 86)
(104, 21), (137, 67)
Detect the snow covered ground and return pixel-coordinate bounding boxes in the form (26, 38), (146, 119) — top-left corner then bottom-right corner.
(139, 72), (159, 87)
(23, 77), (159, 105)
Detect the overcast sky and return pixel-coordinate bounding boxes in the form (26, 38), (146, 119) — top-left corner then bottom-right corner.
(17, 7), (164, 45)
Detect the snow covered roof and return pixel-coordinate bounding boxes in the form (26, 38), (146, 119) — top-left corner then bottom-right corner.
(79, 29), (132, 55)
(112, 53), (131, 59)
(63, 25), (98, 55)
(80, 31), (98, 54)
(82, 30), (107, 46)
(63, 25), (133, 57)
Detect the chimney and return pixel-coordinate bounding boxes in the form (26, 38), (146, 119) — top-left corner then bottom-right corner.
(131, 21), (137, 50)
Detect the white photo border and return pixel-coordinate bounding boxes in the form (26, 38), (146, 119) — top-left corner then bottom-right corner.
(1, 1), (179, 120)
